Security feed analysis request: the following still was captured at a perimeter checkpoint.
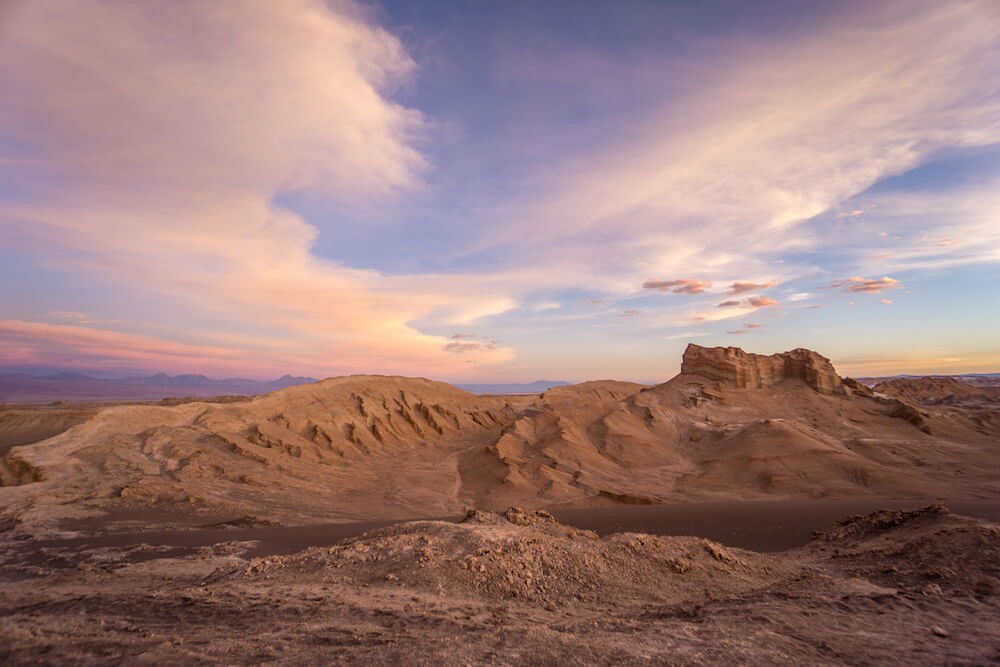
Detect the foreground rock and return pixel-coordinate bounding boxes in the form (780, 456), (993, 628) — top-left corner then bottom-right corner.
(1, 506), (997, 664)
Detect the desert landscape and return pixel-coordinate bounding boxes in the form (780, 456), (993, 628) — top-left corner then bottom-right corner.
(2, 344), (999, 664)
(4, 1), (1000, 662)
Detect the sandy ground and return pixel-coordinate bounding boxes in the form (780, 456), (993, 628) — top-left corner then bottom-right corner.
(1, 365), (998, 663)
(1, 505), (998, 665)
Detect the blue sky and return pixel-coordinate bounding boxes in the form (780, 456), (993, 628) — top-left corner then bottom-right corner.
(0, 0), (998, 381)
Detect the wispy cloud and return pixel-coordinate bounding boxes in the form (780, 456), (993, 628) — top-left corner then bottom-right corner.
(822, 276), (902, 294)
(444, 341), (481, 353)
(0, 320), (265, 376)
(728, 281), (778, 295)
(46, 311), (89, 320)
(477, 1), (1000, 304)
(666, 331), (711, 340)
(643, 279), (711, 294)
(835, 352), (1000, 375)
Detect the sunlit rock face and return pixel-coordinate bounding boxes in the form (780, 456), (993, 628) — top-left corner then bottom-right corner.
(680, 344), (848, 395)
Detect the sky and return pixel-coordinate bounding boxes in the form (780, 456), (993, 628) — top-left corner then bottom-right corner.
(1, 0), (999, 382)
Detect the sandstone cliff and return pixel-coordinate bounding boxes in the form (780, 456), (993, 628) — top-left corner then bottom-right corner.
(680, 344), (852, 395)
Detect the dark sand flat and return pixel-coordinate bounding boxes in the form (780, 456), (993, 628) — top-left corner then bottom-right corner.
(4, 498), (998, 581)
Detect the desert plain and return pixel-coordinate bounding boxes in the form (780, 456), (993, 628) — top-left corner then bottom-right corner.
(1, 344), (999, 664)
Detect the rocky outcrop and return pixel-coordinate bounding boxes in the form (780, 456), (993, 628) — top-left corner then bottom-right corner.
(874, 377), (988, 404)
(842, 377), (875, 397)
(680, 344), (850, 395)
(883, 399), (932, 435)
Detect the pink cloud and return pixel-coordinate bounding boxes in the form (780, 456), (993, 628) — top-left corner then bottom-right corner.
(728, 281), (777, 295)
(880, 299), (893, 305)
(46, 311), (89, 320)
(0, 320), (266, 376)
(726, 329), (750, 335)
(443, 341), (481, 353)
(582, 299), (609, 304)
(744, 323), (762, 328)
(803, 304), (825, 310)
(619, 309), (643, 317)
(717, 295), (779, 309)
(450, 333), (477, 339)
(822, 276), (902, 294)
(643, 279), (711, 294)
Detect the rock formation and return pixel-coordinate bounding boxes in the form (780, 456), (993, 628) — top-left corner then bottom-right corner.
(3, 345), (997, 532)
(874, 377), (992, 404)
(680, 344), (851, 395)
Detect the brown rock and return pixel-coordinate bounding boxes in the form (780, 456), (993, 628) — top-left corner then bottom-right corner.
(680, 344), (849, 395)
(884, 399), (932, 435)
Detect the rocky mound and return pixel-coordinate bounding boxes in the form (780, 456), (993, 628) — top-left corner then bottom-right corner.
(235, 507), (791, 607)
(4, 504), (1000, 665)
(806, 504), (1000, 597)
(680, 344), (855, 395)
(0, 376), (526, 527)
(0, 404), (96, 454)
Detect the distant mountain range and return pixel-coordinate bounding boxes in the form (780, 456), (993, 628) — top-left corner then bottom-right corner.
(453, 380), (570, 395)
(0, 372), (572, 404)
(0, 372), (317, 404)
(858, 373), (1000, 379)
(855, 373), (1000, 388)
